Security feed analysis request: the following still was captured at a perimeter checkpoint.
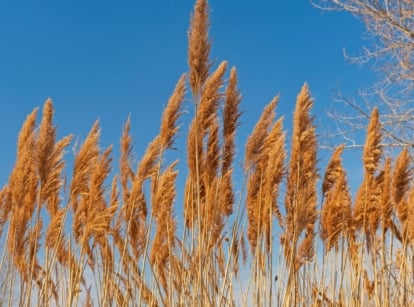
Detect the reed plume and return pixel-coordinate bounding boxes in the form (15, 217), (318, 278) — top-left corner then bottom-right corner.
(71, 121), (115, 268)
(84, 146), (115, 243)
(392, 147), (411, 205)
(160, 75), (186, 147)
(150, 162), (178, 292)
(245, 97), (278, 169)
(322, 144), (345, 198)
(70, 121), (100, 214)
(123, 137), (158, 258)
(321, 145), (352, 251)
(222, 67), (242, 175)
(283, 83), (318, 270)
(354, 108), (383, 249)
(37, 99), (73, 215)
(35, 100), (75, 299)
(203, 118), (222, 241)
(245, 97), (285, 251)
(363, 107), (382, 175)
(188, 0), (211, 96)
(121, 76), (185, 258)
(353, 174), (379, 249)
(393, 147), (411, 242)
(245, 97), (277, 250)
(70, 121), (100, 241)
(119, 116), (135, 205)
(220, 67), (241, 216)
(138, 75), (186, 181)
(7, 108), (39, 279)
(45, 209), (65, 253)
(184, 61), (227, 229)
(261, 117), (285, 249)
(198, 61), (227, 128)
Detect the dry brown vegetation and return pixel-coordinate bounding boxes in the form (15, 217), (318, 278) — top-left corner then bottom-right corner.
(1, 0), (414, 306)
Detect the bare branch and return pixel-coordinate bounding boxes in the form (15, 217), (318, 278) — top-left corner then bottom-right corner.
(314, 0), (414, 149)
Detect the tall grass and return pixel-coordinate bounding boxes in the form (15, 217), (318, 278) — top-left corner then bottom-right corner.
(1, 0), (414, 306)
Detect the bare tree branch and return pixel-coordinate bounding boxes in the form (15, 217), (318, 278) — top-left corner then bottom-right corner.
(312, 0), (414, 149)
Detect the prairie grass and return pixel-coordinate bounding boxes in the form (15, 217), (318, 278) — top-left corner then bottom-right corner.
(1, 0), (414, 306)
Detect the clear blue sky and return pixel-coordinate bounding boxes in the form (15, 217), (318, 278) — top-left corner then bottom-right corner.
(0, 0), (373, 186)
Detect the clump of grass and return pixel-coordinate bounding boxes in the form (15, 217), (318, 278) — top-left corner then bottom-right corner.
(2, 1), (414, 306)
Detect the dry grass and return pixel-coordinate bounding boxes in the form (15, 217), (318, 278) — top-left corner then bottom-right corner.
(1, 1), (414, 306)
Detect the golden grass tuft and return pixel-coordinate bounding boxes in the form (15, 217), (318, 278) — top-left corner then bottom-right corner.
(321, 144), (352, 251)
(7, 108), (39, 280)
(363, 107), (382, 175)
(245, 97), (278, 250)
(283, 83), (318, 270)
(2, 1), (414, 306)
(393, 147), (412, 243)
(188, 0), (211, 97)
(184, 61), (227, 230)
(150, 161), (178, 292)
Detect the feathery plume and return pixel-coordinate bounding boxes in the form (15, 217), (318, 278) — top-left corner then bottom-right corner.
(322, 144), (344, 198)
(16, 107), (38, 159)
(85, 146), (114, 243)
(119, 116), (135, 204)
(188, 0), (211, 96)
(283, 83), (318, 269)
(245, 97), (278, 169)
(184, 62), (227, 229)
(245, 98), (277, 250)
(219, 67), (242, 217)
(160, 74), (186, 148)
(150, 162), (178, 291)
(70, 121), (100, 214)
(363, 107), (382, 175)
(245, 98), (284, 251)
(7, 108), (39, 278)
(204, 117), (220, 186)
(353, 108), (383, 249)
(320, 145), (352, 251)
(45, 209), (66, 251)
(137, 75), (187, 182)
(218, 171), (234, 217)
(122, 76), (185, 257)
(222, 67), (242, 174)
(37, 99), (56, 183)
(261, 117), (285, 250)
(246, 170), (262, 251)
(198, 61), (227, 131)
(393, 148), (412, 241)
(392, 147), (411, 206)
(37, 99), (72, 215)
(353, 175), (379, 249)
(70, 121), (115, 270)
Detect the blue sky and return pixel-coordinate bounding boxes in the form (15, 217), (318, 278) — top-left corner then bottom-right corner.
(0, 0), (373, 187)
